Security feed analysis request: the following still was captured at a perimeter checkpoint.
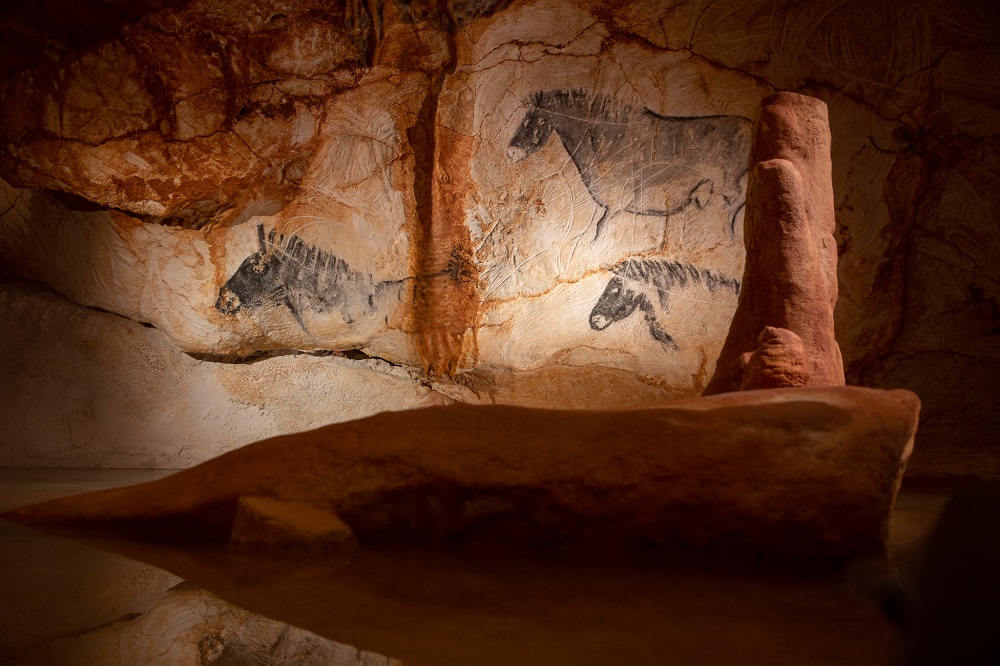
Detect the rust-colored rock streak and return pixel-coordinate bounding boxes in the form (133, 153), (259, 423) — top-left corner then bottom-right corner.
(415, 123), (480, 376)
(705, 92), (845, 395)
(4, 386), (919, 560)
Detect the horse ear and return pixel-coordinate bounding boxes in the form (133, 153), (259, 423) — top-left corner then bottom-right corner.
(256, 224), (266, 253)
(267, 228), (278, 256)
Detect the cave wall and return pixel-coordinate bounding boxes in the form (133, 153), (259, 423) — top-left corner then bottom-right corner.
(0, 0), (997, 476)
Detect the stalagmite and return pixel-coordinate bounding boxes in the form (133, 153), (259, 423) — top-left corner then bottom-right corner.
(704, 93), (845, 395)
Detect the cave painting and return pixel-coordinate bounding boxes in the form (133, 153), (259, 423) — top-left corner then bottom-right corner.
(507, 90), (752, 240)
(589, 259), (740, 351)
(216, 225), (395, 331)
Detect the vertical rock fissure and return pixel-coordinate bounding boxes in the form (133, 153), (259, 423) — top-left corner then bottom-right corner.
(409, 12), (480, 377)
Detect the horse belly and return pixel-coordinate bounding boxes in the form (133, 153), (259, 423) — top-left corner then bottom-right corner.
(707, 119), (752, 199)
(628, 122), (713, 215)
(584, 154), (692, 216)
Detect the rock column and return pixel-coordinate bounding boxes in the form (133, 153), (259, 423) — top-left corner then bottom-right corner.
(704, 92), (845, 395)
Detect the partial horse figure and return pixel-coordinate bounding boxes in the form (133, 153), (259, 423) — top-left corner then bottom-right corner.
(508, 90), (751, 241)
(216, 225), (405, 333)
(589, 258), (741, 351)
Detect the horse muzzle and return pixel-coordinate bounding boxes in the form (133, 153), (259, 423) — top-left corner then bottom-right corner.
(589, 313), (612, 330)
(216, 287), (242, 314)
(507, 145), (528, 163)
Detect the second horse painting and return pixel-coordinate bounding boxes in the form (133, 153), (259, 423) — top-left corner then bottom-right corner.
(507, 90), (751, 241)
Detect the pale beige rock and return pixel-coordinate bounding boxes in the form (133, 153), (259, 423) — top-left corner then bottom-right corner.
(441, 8), (768, 391)
(6, 584), (396, 666)
(5, 386), (919, 559)
(0, 107), (420, 357)
(0, 282), (453, 468)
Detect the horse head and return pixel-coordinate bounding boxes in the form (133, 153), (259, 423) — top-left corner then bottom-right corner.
(508, 107), (555, 162)
(589, 265), (645, 331)
(507, 90), (596, 162)
(215, 225), (280, 314)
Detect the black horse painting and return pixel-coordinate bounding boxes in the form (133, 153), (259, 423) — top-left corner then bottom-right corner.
(508, 90), (751, 240)
(589, 258), (741, 351)
(216, 225), (390, 332)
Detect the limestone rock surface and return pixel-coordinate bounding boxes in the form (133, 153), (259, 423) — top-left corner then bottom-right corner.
(6, 583), (399, 666)
(0, 0), (997, 474)
(5, 386), (920, 559)
(0, 282), (455, 467)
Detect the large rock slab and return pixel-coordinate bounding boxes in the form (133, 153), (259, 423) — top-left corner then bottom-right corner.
(0, 66), (426, 360)
(434, 7), (768, 392)
(5, 386), (919, 559)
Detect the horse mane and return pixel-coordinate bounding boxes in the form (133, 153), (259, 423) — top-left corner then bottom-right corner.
(255, 224), (346, 273)
(524, 89), (587, 110)
(614, 258), (740, 292)
(524, 89), (633, 124)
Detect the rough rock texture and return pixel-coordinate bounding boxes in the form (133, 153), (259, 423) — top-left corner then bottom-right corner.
(5, 386), (920, 559)
(0, 281), (456, 467)
(0, 0), (997, 475)
(740, 326), (810, 391)
(705, 93), (845, 394)
(230, 495), (358, 549)
(7, 583), (401, 666)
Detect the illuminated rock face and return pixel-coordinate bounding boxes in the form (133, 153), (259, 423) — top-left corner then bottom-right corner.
(0, 0), (997, 474)
(0, 282), (454, 468)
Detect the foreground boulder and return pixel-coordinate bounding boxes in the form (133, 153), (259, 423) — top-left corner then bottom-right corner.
(4, 386), (918, 560)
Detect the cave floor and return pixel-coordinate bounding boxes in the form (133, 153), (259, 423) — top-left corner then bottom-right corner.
(0, 469), (957, 665)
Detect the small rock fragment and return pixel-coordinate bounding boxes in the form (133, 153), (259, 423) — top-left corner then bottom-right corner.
(740, 326), (810, 390)
(229, 496), (357, 550)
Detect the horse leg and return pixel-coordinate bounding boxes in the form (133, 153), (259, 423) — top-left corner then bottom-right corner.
(594, 205), (620, 241)
(689, 178), (714, 209)
(724, 164), (749, 238)
(639, 298), (679, 351)
(728, 200), (746, 238)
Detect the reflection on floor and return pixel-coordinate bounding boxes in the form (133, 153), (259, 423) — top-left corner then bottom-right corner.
(0, 470), (402, 665)
(0, 469), (954, 666)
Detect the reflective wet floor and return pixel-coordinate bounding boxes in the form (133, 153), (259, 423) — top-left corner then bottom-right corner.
(0, 469), (955, 665)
